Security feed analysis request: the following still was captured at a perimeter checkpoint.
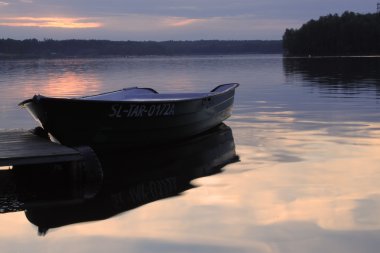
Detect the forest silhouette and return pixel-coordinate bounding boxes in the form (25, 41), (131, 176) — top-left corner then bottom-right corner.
(0, 39), (282, 58)
(283, 12), (380, 56)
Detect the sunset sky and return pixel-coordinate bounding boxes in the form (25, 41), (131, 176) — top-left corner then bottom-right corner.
(0, 0), (377, 40)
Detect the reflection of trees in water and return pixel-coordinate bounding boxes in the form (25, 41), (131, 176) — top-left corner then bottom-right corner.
(283, 57), (380, 95)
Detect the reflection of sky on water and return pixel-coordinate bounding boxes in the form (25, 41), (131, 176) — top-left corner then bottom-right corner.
(0, 55), (380, 252)
(2, 119), (380, 253)
(0, 59), (101, 128)
(230, 123), (380, 228)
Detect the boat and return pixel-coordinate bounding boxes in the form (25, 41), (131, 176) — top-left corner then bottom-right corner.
(19, 83), (239, 147)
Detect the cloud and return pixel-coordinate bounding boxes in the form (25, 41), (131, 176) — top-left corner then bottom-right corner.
(98, 13), (300, 40)
(0, 12), (301, 40)
(0, 0), (376, 40)
(0, 17), (102, 29)
(164, 17), (205, 27)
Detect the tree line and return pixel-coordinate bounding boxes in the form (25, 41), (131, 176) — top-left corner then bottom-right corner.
(0, 39), (282, 58)
(283, 11), (380, 56)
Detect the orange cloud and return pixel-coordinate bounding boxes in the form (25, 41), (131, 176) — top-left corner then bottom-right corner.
(165, 17), (204, 27)
(0, 17), (102, 29)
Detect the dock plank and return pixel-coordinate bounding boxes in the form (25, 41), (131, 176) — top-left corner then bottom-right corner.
(0, 130), (82, 166)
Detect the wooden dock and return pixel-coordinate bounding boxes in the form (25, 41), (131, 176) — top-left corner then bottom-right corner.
(0, 130), (83, 166)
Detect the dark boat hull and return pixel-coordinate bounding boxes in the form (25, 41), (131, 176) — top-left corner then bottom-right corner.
(21, 84), (238, 147)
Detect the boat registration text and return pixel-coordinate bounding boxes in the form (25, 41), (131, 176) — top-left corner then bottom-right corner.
(109, 103), (175, 118)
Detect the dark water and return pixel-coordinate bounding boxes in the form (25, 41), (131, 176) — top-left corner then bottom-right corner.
(0, 55), (380, 252)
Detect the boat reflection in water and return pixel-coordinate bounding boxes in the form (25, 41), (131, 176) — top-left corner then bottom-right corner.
(0, 123), (238, 235)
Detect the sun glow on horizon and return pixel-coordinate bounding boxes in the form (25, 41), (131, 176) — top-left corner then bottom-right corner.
(0, 16), (102, 29)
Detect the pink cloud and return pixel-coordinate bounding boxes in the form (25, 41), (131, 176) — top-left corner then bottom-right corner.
(0, 17), (102, 29)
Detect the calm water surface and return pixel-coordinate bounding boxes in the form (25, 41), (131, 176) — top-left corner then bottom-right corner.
(0, 55), (380, 252)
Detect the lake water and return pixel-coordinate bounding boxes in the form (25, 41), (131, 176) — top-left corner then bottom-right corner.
(0, 55), (380, 252)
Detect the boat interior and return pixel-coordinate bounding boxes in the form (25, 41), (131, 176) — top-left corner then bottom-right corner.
(81, 83), (238, 102)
